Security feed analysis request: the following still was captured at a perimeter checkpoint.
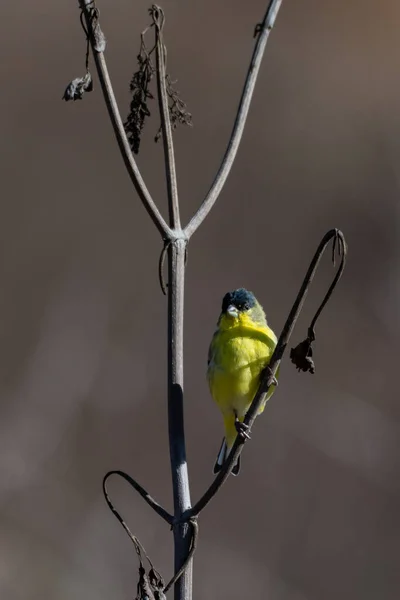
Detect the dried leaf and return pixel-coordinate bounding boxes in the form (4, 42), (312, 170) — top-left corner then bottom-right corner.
(62, 72), (93, 101)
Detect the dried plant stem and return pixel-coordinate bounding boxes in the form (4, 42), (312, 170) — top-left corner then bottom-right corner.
(167, 238), (192, 600)
(70, 0), (348, 596)
(79, 0), (172, 239)
(164, 519), (198, 594)
(73, 3), (303, 600)
(103, 470), (173, 525)
(184, 0), (284, 239)
(153, 7), (181, 230)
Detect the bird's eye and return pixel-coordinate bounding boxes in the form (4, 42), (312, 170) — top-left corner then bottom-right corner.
(237, 302), (250, 311)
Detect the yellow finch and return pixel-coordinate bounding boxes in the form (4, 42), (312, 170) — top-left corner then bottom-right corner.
(207, 288), (277, 475)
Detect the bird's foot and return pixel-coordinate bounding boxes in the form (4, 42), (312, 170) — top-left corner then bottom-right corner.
(235, 419), (251, 441)
(264, 365), (278, 387)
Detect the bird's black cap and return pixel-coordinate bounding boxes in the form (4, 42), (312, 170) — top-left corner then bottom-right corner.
(221, 288), (256, 313)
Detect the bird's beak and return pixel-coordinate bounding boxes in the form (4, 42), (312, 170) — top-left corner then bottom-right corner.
(227, 305), (239, 318)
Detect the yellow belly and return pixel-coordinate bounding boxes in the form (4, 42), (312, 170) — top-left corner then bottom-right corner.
(208, 327), (276, 418)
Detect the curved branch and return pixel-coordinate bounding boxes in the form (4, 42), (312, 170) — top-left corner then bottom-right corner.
(79, 0), (172, 239)
(309, 232), (346, 334)
(186, 229), (347, 518)
(184, 0), (284, 239)
(103, 470), (173, 525)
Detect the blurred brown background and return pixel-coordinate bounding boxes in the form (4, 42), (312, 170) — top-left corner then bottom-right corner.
(1, 0), (399, 598)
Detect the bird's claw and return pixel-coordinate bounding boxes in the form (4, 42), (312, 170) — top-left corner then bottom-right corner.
(235, 419), (251, 441)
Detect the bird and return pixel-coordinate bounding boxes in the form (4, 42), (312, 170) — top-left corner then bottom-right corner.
(207, 288), (278, 475)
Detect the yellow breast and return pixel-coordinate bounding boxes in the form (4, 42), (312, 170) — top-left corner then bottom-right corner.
(207, 320), (276, 416)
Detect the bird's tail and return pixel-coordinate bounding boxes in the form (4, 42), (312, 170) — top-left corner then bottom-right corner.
(213, 437), (241, 476)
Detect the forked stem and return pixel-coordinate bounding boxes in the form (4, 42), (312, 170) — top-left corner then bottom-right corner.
(79, 0), (172, 238)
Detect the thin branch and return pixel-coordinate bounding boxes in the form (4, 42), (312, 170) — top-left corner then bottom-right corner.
(79, 0), (173, 239)
(184, 0), (284, 239)
(152, 6), (181, 230)
(186, 229), (347, 518)
(103, 470), (173, 525)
